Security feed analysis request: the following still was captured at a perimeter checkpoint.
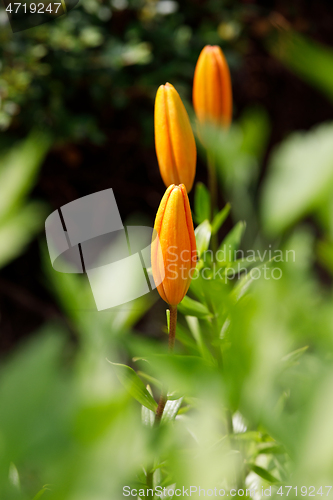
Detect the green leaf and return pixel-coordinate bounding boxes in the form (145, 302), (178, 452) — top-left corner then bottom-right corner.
(172, 322), (199, 351)
(231, 259), (275, 301)
(261, 122), (333, 236)
(0, 130), (52, 224)
(248, 464), (280, 484)
(222, 258), (260, 276)
(281, 346), (309, 369)
(146, 354), (213, 396)
(186, 316), (215, 364)
(137, 371), (162, 390)
(239, 106), (270, 161)
(194, 182), (211, 224)
(0, 201), (48, 269)
(257, 445), (286, 456)
(141, 385), (155, 427)
(178, 296), (212, 319)
(195, 220), (212, 257)
(218, 221), (246, 262)
(9, 462), (20, 490)
(161, 397), (183, 423)
(32, 485), (52, 500)
(211, 203), (230, 235)
(270, 31), (333, 104)
(108, 361), (157, 412)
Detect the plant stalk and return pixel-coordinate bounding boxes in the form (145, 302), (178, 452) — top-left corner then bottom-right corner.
(154, 305), (177, 425)
(168, 305), (177, 352)
(154, 392), (167, 426)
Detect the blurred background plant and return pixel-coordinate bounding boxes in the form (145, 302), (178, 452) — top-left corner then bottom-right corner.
(1, 0), (333, 499)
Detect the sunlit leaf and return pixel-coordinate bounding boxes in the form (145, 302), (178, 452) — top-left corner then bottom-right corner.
(178, 296), (212, 319)
(161, 397), (183, 423)
(211, 203), (230, 235)
(194, 182), (211, 224)
(186, 316), (215, 364)
(195, 220), (212, 257)
(261, 122), (333, 235)
(270, 31), (333, 104)
(231, 259), (275, 301)
(0, 201), (48, 269)
(218, 221), (246, 262)
(142, 385), (155, 427)
(8, 462), (20, 490)
(0, 130), (52, 223)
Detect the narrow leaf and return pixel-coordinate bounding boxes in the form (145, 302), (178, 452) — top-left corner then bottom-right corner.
(211, 203), (230, 235)
(161, 397), (183, 423)
(32, 486), (52, 500)
(186, 316), (215, 364)
(194, 182), (211, 224)
(232, 258), (276, 301)
(270, 31), (333, 104)
(0, 201), (48, 269)
(195, 220), (212, 257)
(282, 346), (308, 368)
(178, 296), (212, 319)
(257, 445), (286, 456)
(0, 130), (52, 223)
(108, 361), (157, 412)
(141, 385), (155, 427)
(218, 221), (246, 262)
(248, 464), (280, 484)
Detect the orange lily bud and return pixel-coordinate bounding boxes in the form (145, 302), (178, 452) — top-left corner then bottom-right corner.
(151, 184), (197, 306)
(154, 83), (197, 193)
(193, 45), (232, 128)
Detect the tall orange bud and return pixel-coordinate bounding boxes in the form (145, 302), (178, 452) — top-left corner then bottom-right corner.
(193, 45), (232, 128)
(154, 83), (196, 193)
(151, 184), (197, 306)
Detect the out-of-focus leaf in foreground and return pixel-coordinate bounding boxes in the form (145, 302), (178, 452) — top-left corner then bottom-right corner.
(108, 361), (157, 412)
(270, 31), (333, 104)
(0, 201), (48, 269)
(261, 122), (333, 235)
(0, 130), (51, 223)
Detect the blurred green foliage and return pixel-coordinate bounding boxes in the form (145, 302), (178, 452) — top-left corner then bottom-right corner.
(0, 131), (51, 268)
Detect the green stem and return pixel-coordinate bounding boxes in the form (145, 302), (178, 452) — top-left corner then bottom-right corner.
(154, 306), (177, 426)
(168, 305), (177, 352)
(207, 152), (218, 255)
(146, 469), (154, 490)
